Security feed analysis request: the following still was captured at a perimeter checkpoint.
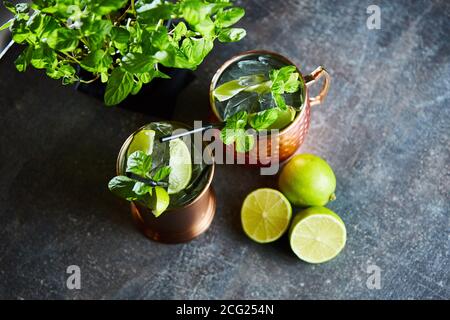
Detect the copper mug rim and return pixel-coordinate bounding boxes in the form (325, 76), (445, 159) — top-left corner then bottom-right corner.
(115, 121), (215, 212)
(209, 49), (328, 136)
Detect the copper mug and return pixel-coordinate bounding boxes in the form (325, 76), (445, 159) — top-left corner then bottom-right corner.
(116, 122), (216, 244)
(209, 50), (330, 164)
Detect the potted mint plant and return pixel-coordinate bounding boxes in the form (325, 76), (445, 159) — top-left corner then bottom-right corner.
(0, 0), (246, 110)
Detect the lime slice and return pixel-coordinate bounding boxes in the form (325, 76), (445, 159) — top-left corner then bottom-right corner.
(214, 75), (266, 102)
(241, 188), (292, 243)
(127, 129), (155, 156)
(167, 139), (192, 195)
(213, 79), (246, 102)
(289, 207), (346, 263)
(149, 186), (170, 217)
(268, 106), (296, 130)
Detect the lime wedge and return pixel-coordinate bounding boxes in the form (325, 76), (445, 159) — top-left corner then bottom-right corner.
(214, 75), (267, 102)
(127, 129), (155, 156)
(289, 207), (346, 263)
(167, 139), (192, 195)
(241, 188), (292, 243)
(268, 106), (296, 130)
(149, 186), (170, 217)
(213, 79), (246, 102)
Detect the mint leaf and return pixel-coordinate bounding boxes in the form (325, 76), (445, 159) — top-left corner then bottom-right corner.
(215, 7), (245, 27)
(249, 109), (279, 130)
(126, 151), (153, 177)
(80, 49), (112, 73)
(220, 111), (248, 145)
(108, 176), (139, 201)
(46, 28), (79, 52)
(14, 46), (33, 72)
(132, 181), (152, 196)
(152, 166), (171, 182)
(0, 18), (13, 31)
(104, 68), (134, 106)
(90, 0), (128, 15)
(235, 130), (255, 153)
(272, 93), (287, 110)
(218, 28), (246, 43)
(122, 52), (156, 74)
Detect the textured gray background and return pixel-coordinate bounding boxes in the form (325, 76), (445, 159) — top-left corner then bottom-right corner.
(0, 0), (449, 299)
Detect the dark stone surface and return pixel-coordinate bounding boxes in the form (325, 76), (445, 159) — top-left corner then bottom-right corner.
(0, 0), (449, 299)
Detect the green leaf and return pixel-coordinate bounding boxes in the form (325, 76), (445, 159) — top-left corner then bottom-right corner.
(30, 44), (57, 69)
(235, 130), (255, 153)
(132, 181), (152, 195)
(108, 176), (139, 201)
(136, 0), (174, 24)
(46, 63), (76, 80)
(80, 49), (112, 73)
(10, 19), (30, 43)
(152, 166), (171, 182)
(272, 93), (287, 110)
(104, 68), (134, 106)
(249, 109), (279, 130)
(0, 18), (13, 31)
(90, 0), (128, 15)
(218, 27), (246, 42)
(131, 80), (143, 95)
(14, 46), (33, 72)
(172, 22), (187, 42)
(3, 1), (16, 14)
(180, 37), (214, 67)
(284, 72), (301, 93)
(179, 0), (230, 26)
(215, 7), (245, 27)
(220, 111), (248, 145)
(126, 151), (153, 177)
(122, 52), (156, 74)
(111, 26), (130, 50)
(46, 28), (79, 52)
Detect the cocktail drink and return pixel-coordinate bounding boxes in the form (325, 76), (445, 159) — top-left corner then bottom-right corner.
(110, 122), (215, 243)
(210, 50), (330, 165)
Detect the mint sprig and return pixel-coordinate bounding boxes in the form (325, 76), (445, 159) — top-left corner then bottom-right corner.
(218, 65), (302, 152)
(108, 151), (171, 216)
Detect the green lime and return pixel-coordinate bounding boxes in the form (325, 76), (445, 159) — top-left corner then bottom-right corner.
(289, 206), (346, 263)
(213, 79), (246, 102)
(278, 154), (336, 207)
(241, 188), (292, 243)
(167, 138), (192, 195)
(214, 75), (267, 102)
(149, 186), (170, 217)
(127, 129), (155, 156)
(267, 106), (296, 130)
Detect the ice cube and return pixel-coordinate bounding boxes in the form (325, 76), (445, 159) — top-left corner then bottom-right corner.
(223, 92), (259, 120)
(283, 92), (303, 110)
(258, 93), (276, 111)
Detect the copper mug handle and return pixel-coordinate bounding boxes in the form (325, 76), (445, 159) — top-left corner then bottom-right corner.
(304, 66), (330, 107)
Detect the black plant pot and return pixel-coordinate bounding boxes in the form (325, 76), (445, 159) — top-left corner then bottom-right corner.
(75, 66), (195, 119)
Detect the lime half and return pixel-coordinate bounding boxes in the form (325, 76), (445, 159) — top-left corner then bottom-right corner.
(289, 207), (346, 263)
(168, 139), (192, 194)
(127, 129), (155, 156)
(241, 188), (292, 243)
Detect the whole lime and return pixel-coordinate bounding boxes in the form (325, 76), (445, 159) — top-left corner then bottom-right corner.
(278, 154), (336, 207)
